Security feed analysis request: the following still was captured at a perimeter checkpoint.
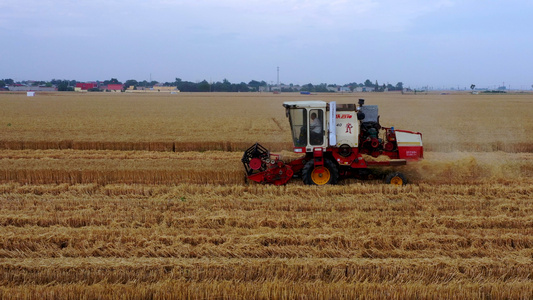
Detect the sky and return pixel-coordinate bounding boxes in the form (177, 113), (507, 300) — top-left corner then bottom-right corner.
(1, 0), (532, 89)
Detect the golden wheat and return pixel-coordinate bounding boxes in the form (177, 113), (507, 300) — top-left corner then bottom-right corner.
(1, 92), (532, 152)
(0, 182), (532, 298)
(1, 91), (532, 299)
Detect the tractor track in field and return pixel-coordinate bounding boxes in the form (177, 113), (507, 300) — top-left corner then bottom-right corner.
(272, 118), (284, 131)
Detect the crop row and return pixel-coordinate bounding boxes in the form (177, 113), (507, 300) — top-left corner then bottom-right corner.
(1, 257), (531, 285)
(1, 183), (532, 298)
(1, 281), (531, 300)
(1, 150), (532, 186)
(2, 140), (533, 153)
(1, 183), (531, 258)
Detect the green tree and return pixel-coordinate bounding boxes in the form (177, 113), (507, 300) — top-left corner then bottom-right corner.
(248, 80), (262, 91)
(223, 78), (232, 89)
(198, 80), (210, 92)
(315, 83), (329, 93)
(237, 82), (250, 92)
(124, 79), (138, 88)
(30, 81), (45, 86)
(344, 82), (358, 91)
(214, 79), (232, 92)
(51, 79), (74, 91)
(301, 83), (314, 92)
(104, 78), (122, 85)
(57, 81), (74, 91)
(395, 82), (403, 90)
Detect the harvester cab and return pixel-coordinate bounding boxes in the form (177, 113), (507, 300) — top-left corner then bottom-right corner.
(242, 99), (423, 186)
(283, 101), (328, 152)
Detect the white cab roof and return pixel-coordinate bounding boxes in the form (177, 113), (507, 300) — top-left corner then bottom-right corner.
(282, 101), (327, 108)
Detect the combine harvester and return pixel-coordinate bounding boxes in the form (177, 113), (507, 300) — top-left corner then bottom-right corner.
(242, 99), (423, 185)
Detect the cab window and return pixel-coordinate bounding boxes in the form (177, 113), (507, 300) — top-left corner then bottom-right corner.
(288, 108), (307, 147)
(309, 109), (323, 145)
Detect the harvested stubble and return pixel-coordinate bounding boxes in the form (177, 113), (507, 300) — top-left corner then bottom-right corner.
(0, 182), (532, 299)
(1, 282), (532, 300)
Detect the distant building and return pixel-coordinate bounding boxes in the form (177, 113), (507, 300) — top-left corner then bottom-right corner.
(339, 87), (351, 93)
(8, 85), (57, 92)
(354, 87), (375, 92)
(75, 82), (97, 92)
(152, 86), (178, 92)
(126, 86), (179, 93)
(106, 84), (123, 92)
(278, 84), (301, 92)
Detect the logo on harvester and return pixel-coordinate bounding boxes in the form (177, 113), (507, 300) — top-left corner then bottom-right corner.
(406, 150), (419, 157)
(336, 114), (353, 119)
(345, 123), (353, 134)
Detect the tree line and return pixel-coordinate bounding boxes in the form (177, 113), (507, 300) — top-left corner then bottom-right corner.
(1, 77), (404, 92)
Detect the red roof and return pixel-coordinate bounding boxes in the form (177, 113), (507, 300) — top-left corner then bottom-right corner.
(75, 83), (97, 90)
(107, 84), (123, 90)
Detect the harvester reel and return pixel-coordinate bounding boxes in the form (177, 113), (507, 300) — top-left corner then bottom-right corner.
(242, 143), (295, 185)
(242, 143), (270, 175)
(249, 158), (263, 170)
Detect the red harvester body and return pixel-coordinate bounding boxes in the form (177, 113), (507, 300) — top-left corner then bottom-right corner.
(242, 99), (423, 185)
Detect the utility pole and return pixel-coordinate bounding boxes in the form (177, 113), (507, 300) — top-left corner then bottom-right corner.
(277, 66), (280, 92)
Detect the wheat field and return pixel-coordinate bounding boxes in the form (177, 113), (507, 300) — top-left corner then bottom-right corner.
(0, 91), (532, 299)
(1, 91), (532, 152)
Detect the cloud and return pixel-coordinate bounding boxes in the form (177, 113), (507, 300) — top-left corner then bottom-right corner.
(171, 0), (455, 34)
(8, 0), (532, 88)
(1, 0), (455, 38)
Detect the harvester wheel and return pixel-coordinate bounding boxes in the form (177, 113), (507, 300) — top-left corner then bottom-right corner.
(385, 172), (407, 186)
(303, 159), (339, 185)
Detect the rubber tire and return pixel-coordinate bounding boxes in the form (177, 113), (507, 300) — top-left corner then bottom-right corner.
(385, 172), (407, 186)
(302, 159), (339, 185)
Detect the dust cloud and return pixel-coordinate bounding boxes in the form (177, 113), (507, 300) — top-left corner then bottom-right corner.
(403, 152), (533, 184)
